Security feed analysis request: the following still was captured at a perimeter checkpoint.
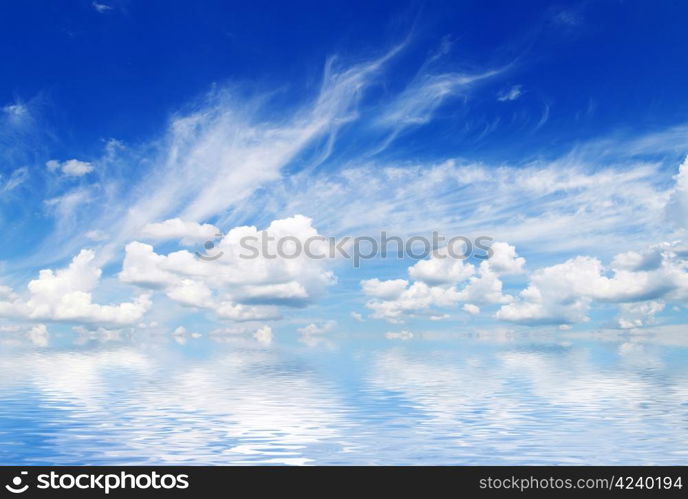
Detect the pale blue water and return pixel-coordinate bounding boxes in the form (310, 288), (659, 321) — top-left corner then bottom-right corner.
(0, 329), (687, 465)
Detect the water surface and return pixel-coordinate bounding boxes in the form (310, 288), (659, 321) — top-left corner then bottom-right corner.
(0, 329), (686, 465)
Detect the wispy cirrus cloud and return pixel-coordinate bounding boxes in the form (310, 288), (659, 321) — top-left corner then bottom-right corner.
(497, 84), (523, 102)
(92, 2), (113, 14)
(0, 167), (29, 193)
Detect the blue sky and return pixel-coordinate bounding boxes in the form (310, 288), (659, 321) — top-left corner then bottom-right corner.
(1, 0), (688, 344)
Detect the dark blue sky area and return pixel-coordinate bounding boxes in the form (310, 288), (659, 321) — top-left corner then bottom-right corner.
(1, 0), (687, 162)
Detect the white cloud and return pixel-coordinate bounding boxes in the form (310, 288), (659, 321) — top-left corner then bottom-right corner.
(365, 281), (463, 323)
(253, 325), (273, 345)
(2, 101), (31, 127)
(85, 230), (110, 242)
(351, 311), (365, 322)
(612, 248), (663, 271)
(496, 257), (614, 325)
(0, 167), (28, 193)
(297, 321), (335, 335)
(378, 69), (502, 127)
(44, 188), (94, 224)
(61, 159), (94, 176)
(385, 330), (413, 340)
(120, 215), (335, 321)
(3, 103), (27, 118)
(250, 158), (669, 260)
(486, 242), (526, 275)
(165, 278), (213, 307)
(456, 263), (513, 305)
(372, 62), (504, 153)
(360, 278), (409, 299)
(497, 243), (688, 326)
(140, 218), (220, 245)
(497, 85), (522, 102)
(616, 301), (665, 329)
(463, 303), (480, 315)
(362, 230), (686, 327)
(362, 242), (518, 322)
(408, 250), (474, 285)
(92, 2), (113, 13)
(28, 324), (49, 347)
(47, 159), (94, 177)
(0, 250), (150, 326)
(215, 302), (281, 322)
(667, 155), (688, 230)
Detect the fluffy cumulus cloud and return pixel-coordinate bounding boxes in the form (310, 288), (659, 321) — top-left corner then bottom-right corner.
(497, 242), (688, 326)
(363, 229), (688, 328)
(362, 242), (523, 322)
(140, 218), (220, 245)
(0, 250), (150, 326)
(408, 249), (475, 285)
(120, 215), (336, 322)
(456, 263), (513, 305)
(364, 281), (463, 323)
(487, 242), (526, 274)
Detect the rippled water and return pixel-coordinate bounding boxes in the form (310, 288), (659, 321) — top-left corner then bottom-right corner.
(0, 328), (687, 465)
